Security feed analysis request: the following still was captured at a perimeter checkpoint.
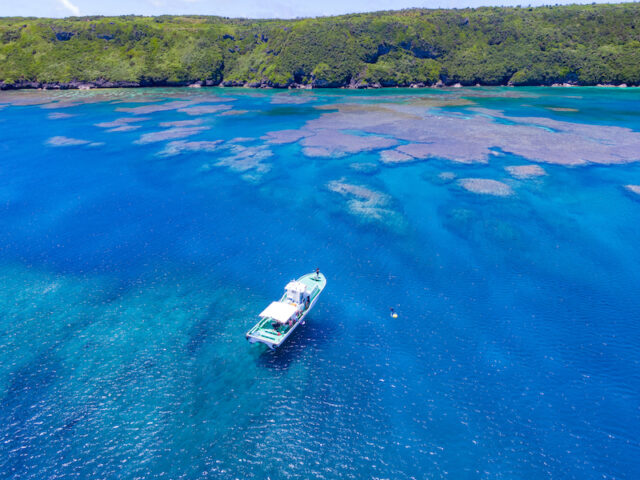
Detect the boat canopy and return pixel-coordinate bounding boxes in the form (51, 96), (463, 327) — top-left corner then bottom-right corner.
(259, 301), (297, 324)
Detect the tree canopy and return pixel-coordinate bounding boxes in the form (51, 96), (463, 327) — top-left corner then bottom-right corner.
(1, 4), (640, 88)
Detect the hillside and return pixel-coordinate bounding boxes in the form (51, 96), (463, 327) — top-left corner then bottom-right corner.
(1, 3), (640, 89)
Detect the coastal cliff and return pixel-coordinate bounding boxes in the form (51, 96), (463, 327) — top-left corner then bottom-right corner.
(1, 3), (640, 90)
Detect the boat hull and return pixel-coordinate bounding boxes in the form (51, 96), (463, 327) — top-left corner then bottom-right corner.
(246, 272), (326, 349)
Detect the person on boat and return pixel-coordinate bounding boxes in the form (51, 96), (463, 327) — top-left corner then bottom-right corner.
(315, 268), (320, 279)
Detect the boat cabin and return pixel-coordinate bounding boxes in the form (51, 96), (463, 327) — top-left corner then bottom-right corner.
(284, 280), (310, 305)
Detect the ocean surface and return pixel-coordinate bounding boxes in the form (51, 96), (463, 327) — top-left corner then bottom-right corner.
(0, 87), (639, 479)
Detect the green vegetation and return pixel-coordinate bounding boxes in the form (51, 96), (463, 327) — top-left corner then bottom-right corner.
(2, 3), (640, 88)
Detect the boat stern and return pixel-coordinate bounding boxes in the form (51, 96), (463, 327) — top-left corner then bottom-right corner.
(245, 326), (284, 349)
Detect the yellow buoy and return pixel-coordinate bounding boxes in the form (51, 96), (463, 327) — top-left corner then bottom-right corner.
(392, 313), (398, 318)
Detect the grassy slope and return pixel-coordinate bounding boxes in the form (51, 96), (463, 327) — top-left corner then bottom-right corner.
(1, 4), (640, 88)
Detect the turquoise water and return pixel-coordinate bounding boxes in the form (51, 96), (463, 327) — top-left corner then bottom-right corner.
(0, 87), (639, 479)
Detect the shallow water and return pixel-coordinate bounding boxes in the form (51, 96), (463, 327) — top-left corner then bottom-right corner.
(0, 87), (639, 479)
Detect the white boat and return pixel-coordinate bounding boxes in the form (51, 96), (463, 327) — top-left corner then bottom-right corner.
(246, 271), (327, 349)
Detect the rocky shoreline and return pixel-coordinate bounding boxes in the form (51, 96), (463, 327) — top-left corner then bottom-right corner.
(0, 78), (635, 91)
(0, 79), (219, 91)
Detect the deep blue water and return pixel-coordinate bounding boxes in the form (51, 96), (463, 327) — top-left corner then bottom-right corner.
(0, 87), (639, 479)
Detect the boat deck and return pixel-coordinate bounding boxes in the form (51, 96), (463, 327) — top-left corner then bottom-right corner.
(246, 273), (326, 347)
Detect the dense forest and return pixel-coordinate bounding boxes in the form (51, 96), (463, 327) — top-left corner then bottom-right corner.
(1, 3), (640, 89)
